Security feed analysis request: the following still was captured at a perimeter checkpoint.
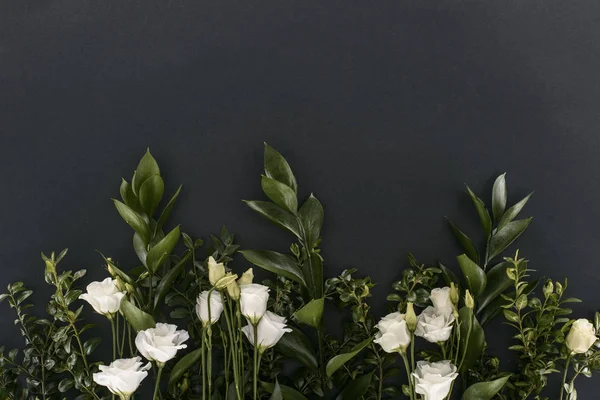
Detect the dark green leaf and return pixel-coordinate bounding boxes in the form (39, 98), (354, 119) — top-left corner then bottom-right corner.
(305, 251), (324, 299)
(488, 218), (532, 261)
(239, 250), (306, 286)
(477, 262), (512, 314)
(113, 200), (150, 244)
(269, 380), (283, 400)
(465, 185), (492, 238)
(275, 327), (318, 371)
(447, 219), (479, 264)
(293, 298), (324, 328)
(156, 185), (182, 235)
(458, 307), (485, 373)
(264, 143), (298, 193)
(457, 254), (487, 297)
(326, 337), (372, 377)
(439, 262), (459, 285)
(168, 348), (202, 390)
(98, 252), (135, 285)
(336, 371), (374, 400)
(146, 226), (181, 274)
(260, 381), (307, 400)
(299, 194), (324, 249)
(120, 178), (141, 212)
(132, 148), (160, 195)
(497, 193), (533, 231)
(139, 175), (164, 216)
(244, 200), (301, 238)
(261, 175), (297, 213)
(120, 299), (156, 332)
(133, 232), (148, 267)
(491, 173), (507, 222)
(58, 378), (74, 393)
(83, 338), (101, 355)
(154, 252), (192, 309)
(462, 376), (509, 400)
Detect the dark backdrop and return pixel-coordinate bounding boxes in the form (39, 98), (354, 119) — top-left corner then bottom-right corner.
(2, 0), (600, 397)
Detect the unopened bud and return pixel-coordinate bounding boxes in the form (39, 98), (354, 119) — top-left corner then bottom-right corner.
(237, 268), (254, 286)
(450, 283), (459, 306)
(405, 302), (417, 332)
(215, 273), (238, 290)
(227, 281), (240, 300)
(543, 280), (554, 298)
(465, 290), (475, 310)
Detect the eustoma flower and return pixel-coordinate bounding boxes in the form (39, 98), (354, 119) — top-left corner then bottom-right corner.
(196, 290), (224, 326)
(135, 323), (189, 365)
(566, 318), (598, 354)
(373, 312), (411, 353)
(430, 287), (453, 317)
(240, 283), (270, 324)
(92, 357), (150, 400)
(412, 360), (458, 400)
(415, 306), (454, 343)
(242, 311), (292, 352)
(79, 277), (126, 316)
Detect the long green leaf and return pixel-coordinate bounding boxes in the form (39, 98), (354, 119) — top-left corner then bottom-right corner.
(336, 371), (374, 400)
(293, 298), (324, 328)
(244, 200), (301, 238)
(477, 262), (512, 314)
(299, 194), (324, 249)
(261, 175), (298, 213)
(155, 185), (182, 235)
(457, 254), (487, 297)
(488, 218), (532, 261)
(497, 193), (533, 231)
(146, 226), (181, 274)
(154, 252), (192, 309)
(458, 307), (485, 373)
(133, 232), (148, 267)
(305, 251), (324, 299)
(465, 185), (492, 238)
(260, 381), (307, 400)
(113, 200), (150, 244)
(239, 250), (306, 286)
(132, 148), (160, 195)
(447, 219), (479, 264)
(264, 143), (298, 193)
(439, 262), (459, 285)
(139, 175), (164, 216)
(269, 380), (283, 400)
(275, 327), (318, 371)
(326, 337), (372, 377)
(462, 376), (509, 400)
(168, 348), (202, 390)
(120, 299), (155, 332)
(120, 178), (141, 212)
(491, 173), (507, 222)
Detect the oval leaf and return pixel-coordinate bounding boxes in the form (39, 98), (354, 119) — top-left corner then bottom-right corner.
(326, 337), (373, 377)
(113, 200), (150, 244)
(269, 380), (283, 400)
(458, 307), (485, 373)
(477, 262), (512, 314)
(462, 376), (509, 400)
(261, 175), (298, 213)
(146, 226), (181, 274)
(465, 185), (492, 238)
(139, 175), (164, 216)
(491, 173), (507, 222)
(154, 251), (192, 309)
(168, 348), (202, 390)
(457, 254), (487, 297)
(260, 381), (307, 400)
(299, 194), (324, 249)
(120, 178), (141, 212)
(275, 327), (318, 371)
(120, 299), (156, 332)
(132, 149), (160, 195)
(336, 371), (374, 400)
(293, 298), (324, 328)
(239, 250), (306, 286)
(497, 192), (533, 231)
(488, 218), (532, 261)
(264, 143), (298, 193)
(447, 219), (479, 265)
(156, 185), (182, 235)
(244, 200), (301, 238)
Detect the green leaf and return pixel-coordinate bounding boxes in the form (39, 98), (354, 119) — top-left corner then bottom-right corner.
(457, 254), (487, 297)
(58, 378), (74, 393)
(139, 175), (164, 216)
(439, 262), (459, 285)
(458, 307), (485, 373)
(497, 193), (533, 231)
(326, 337), (373, 377)
(491, 173), (507, 222)
(132, 149), (160, 195)
(239, 250), (306, 286)
(120, 299), (156, 332)
(113, 200), (150, 244)
(264, 143), (298, 193)
(244, 200), (301, 238)
(488, 218), (532, 261)
(275, 327), (318, 371)
(83, 338), (101, 355)
(447, 219), (479, 264)
(465, 185), (492, 238)
(168, 348), (202, 390)
(462, 376), (509, 400)
(133, 232), (148, 267)
(261, 175), (298, 213)
(98, 252), (135, 285)
(299, 194), (324, 249)
(155, 185), (182, 235)
(477, 262), (512, 314)
(336, 371), (374, 400)
(269, 380), (283, 400)
(146, 226), (181, 274)
(120, 178), (141, 212)
(293, 298), (324, 328)
(305, 251), (324, 299)
(260, 381), (307, 400)
(154, 252), (192, 309)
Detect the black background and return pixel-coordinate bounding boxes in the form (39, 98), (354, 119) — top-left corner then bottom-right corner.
(2, 0), (600, 397)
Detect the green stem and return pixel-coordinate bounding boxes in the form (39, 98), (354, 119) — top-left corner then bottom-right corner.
(560, 355), (572, 400)
(110, 316), (117, 360)
(458, 311), (473, 371)
(201, 328), (207, 400)
(253, 323), (259, 400)
(237, 300), (245, 396)
(401, 352), (414, 400)
(153, 365), (163, 400)
(222, 294), (242, 399)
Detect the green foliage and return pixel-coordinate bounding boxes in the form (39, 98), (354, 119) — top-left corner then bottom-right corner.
(386, 254), (442, 310)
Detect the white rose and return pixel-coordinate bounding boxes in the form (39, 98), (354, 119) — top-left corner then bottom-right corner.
(79, 277), (126, 316)
(195, 290), (224, 326)
(242, 311), (292, 352)
(240, 283), (270, 324)
(135, 323), (189, 364)
(92, 356), (150, 399)
(566, 319), (598, 354)
(412, 360), (458, 400)
(415, 306), (455, 343)
(373, 312), (411, 353)
(430, 287), (453, 317)
(208, 256), (226, 286)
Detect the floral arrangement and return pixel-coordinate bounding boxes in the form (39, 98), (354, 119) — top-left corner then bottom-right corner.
(0, 145), (599, 400)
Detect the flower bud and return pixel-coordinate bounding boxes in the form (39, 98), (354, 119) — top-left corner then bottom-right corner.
(215, 273), (238, 290)
(208, 256), (226, 286)
(555, 281), (563, 295)
(405, 302), (417, 332)
(543, 280), (554, 298)
(227, 281), (241, 300)
(465, 290), (474, 310)
(237, 268), (254, 286)
(449, 283), (459, 306)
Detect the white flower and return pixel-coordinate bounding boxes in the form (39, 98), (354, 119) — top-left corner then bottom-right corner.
(415, 306), (455, 343)
(135, 323), (189, 364)
(92, 356), (150, 398)
(242, 311), (292, 352)
(430, 287), (453, 317)
(240, 283), (270, 324)
(79, 277), (126, 316)
(373, 312), (411, 353)
(195, 291), (224, 326)
(566, 319), (598, 354)
(208, 256), (226, 286)
(412, 360), (458, 400)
